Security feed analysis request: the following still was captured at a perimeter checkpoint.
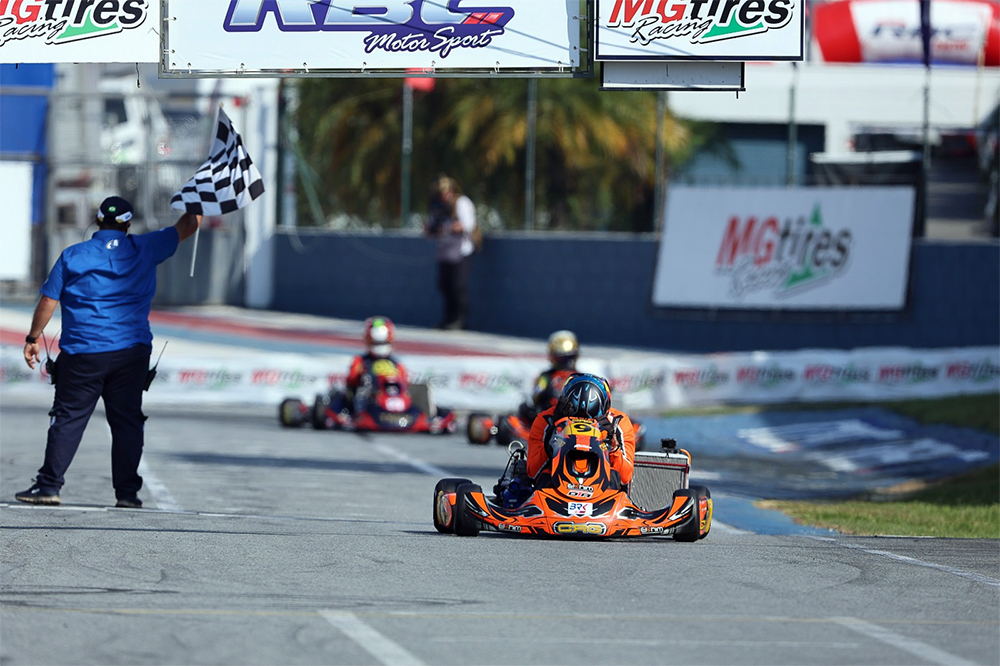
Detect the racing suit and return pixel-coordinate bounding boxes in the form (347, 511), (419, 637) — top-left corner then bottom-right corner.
(527, 406), (636, 487)
(517, 367), (575, 424)
(345, 353), (409, 412)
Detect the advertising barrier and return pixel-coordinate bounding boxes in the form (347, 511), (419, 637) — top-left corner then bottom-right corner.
(0, 0), (159, 63)
(595, 0), (804, 60)
(652, 186), (915, 310)
(4, 345), (997, 411)
(161, 0), (582, 77)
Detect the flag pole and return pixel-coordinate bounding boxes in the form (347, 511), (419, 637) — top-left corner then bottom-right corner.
(189, 225), (201, 277)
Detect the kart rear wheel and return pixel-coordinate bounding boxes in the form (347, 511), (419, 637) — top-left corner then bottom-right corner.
(673, 485), (711, 542)
(311, 394), (329, 430)
(453, 483), (482, 537)
(466, 412), (494, 445)
(433, 478), (472, 534)
(279, 398), (305, 428)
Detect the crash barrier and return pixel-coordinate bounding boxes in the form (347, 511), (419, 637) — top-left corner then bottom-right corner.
(263, 230), (1000, 353)
(4, 345), (997, 412)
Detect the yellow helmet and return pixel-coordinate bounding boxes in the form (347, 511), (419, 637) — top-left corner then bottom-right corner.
(547, 330), (578, 370)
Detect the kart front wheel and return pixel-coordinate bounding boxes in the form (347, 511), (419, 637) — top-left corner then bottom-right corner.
(466, 412), (494, 445)
(453, 483), (482, 537)
(673, 485), (712, 542)
(279, 398), (305, 428)
(311, 394), (329, 430)
(433, 478), (472, 534)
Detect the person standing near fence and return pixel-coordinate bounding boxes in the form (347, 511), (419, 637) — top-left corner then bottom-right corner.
(424, 175), (477, 330)
(17, 196), (201, 508)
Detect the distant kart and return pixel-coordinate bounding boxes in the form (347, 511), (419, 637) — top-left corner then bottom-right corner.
(466, 410), (647, 451)
(279, 368), (456, 435)
(434, 417), (711, 540)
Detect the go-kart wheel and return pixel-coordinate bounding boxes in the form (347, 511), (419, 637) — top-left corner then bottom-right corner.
(672, 485), (711, 542)
(453, 483), (482, 537)
(311, 394), (329, 430)
(466, 412), (494, 445)
(495, 417), (517, 447)
(634, 422), (647, 452)
(279, 398), (305, 428)
(433, 478), (472, 534)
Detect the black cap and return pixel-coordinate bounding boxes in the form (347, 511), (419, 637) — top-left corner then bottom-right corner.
(97, 196), (134, 225)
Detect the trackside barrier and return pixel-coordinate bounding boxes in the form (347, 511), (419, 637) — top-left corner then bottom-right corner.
(3, 346), (998, 411)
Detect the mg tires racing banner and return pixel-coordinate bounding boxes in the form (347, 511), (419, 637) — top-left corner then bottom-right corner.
(813, 0), (1000, 67)
(595, 0), (805, 60)
(160, 0), (582, 76)
(0, 0), (159, 63)
(652, 186), (915, 310)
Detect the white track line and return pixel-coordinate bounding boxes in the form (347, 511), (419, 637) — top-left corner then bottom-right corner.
(811, 537), (1000, 588)
(374, 443), (450, 477)
(833, 617), (979, 666)
(137, 458), (182, 512)
(319, 610), (425, 666)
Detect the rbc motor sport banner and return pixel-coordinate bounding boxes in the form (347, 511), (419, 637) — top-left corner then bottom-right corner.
(813, 0), (1000, 67)
(594, 0), (804, 60)
(0, 0), (159, 63)
(3, 345), (998, 411)
(160, 0), (581, 76)
(652, 186), (915, 310)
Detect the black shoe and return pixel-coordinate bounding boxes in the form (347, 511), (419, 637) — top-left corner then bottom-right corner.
(15, 484), (61, 505)
(115, 497), (143, 509)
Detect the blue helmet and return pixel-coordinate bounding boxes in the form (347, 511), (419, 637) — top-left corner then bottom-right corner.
(555, 373), (611, 420)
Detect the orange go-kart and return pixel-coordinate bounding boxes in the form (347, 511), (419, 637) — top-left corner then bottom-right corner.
(434, 417), (712, 540)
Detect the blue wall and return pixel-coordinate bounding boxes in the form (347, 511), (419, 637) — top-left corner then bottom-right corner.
(273, 230), (999, 353)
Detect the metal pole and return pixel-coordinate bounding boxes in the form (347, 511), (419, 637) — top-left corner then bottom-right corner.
(524, 78), (538, 230)
(654, 91), (666, 232)
(787, 62), (798, 186)
(401, 83), (413, 228)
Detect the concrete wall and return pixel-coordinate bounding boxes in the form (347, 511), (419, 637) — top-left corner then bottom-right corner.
(269, 229), (1000, 353)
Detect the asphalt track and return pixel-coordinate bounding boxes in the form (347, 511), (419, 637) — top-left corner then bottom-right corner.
(2, 395), (998, 666)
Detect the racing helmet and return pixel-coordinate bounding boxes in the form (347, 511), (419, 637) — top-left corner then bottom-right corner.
(364, 316), (395, 358)
(547, 330), (578, 370)
(554, 373), (611, 421)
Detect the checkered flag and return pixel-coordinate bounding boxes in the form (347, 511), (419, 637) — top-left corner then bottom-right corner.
(171, 107), (264, 215)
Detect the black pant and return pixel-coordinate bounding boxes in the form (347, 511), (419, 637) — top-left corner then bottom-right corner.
(36, 345), (150, 499)
(437, 256), (470, 327)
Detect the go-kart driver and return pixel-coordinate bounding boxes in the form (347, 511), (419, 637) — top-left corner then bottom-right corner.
(526, 372), (636, 490)
(516, 330), (580, 425)
(345, 316), (408, 414)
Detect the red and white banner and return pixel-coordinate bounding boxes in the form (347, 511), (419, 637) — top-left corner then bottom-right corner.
(652, 186), (915, 310)
(813, 0), (1000, 66)
(0, 0), (159, 63)
(4, 345), (997, 411)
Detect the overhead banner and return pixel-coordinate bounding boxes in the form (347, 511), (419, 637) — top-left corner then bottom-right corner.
(594, 0), (804, 60)
(813, 0), (1000, 67)
(652, 186), (915, 310)
(0, 0), (159, 63)
(161, 0), (583, 77)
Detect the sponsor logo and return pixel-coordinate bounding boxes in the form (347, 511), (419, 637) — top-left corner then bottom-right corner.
(567, 501), (593, 517)
(407, 369), (449, 388)
(735, 364), (795, 388)
(673, 365), (729, 389)
(223, 0), (514, 59)
(250, 369), (320, 387)
(639, 525), (665, 534)
(715, 204), (852, 301)
(553, 521), (607, 535)
(945, 359), (1000, 384)
(105, 239), (119, 250)
(172, 368), (242, 388)
(606, 0), (795, 47)
(458, 371), (523, 393)
(0, 0), (148, 48)
(566, 483), (594, 499)
(876, 363), (939, 384)
(803, 363), (871, 385)
(608, 370), (666, 394)
(0, 365), (34, 384)
(497, 523), (522, 532)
